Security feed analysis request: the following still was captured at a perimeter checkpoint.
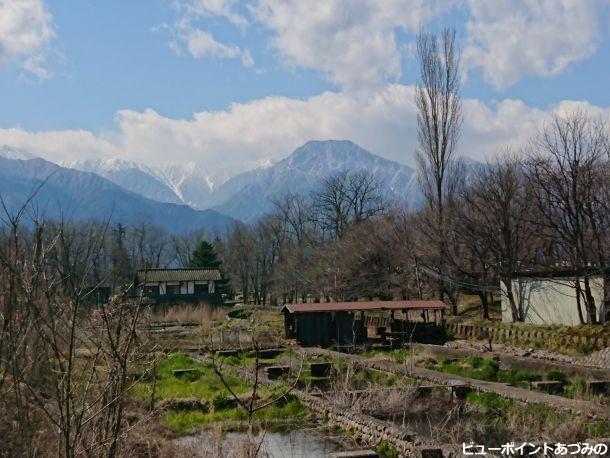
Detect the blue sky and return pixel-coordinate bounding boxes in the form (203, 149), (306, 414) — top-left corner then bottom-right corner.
(1, 0), (610, 177)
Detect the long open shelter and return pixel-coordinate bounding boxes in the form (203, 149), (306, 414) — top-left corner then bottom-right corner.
(281, 300), (447, 347)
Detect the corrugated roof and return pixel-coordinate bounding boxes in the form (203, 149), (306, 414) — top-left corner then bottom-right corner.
(281, 300), (447, 314)
(137, 268), (221, 282)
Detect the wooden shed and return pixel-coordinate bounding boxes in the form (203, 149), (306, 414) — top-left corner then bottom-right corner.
(281, 300), (447, 347)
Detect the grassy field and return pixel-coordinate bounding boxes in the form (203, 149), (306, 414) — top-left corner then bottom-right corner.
(132, 353), (307, 433)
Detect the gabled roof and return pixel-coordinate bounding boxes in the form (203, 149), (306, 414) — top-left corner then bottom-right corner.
(281, 300), (446, 314)
(137, 268), (221, 282)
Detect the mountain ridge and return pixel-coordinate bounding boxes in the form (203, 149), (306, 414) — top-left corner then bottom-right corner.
(2, 140), (423, 223)
(0, 155), (235, 234)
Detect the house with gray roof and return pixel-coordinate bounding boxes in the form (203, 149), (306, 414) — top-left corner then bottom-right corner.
(137, 268), (222, 303)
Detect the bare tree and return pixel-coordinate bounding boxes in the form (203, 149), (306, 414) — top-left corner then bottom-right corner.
(455, 153), (535, 321)
(526, 112), (610, 323)
(313, 170), (386, 240)
(0, 190), (154, 457)
(415, 27), (462, 310)
(211, 341), (304, 425)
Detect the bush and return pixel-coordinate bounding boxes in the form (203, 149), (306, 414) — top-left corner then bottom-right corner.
(577, 343), (595, 355)
(467, 392), (513, 411)
(213, 394), (235, 411)
(377, 440), (399, 458)
(545, 370), (568, 384)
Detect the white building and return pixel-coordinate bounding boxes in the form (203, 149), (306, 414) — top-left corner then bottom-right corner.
(501, 270), (608, 325)
(137, 268), (222, 302)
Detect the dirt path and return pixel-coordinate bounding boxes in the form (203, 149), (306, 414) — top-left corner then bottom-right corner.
(300, 347), (609, 419)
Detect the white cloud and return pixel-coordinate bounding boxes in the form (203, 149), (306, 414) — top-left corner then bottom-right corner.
(182, 0), (248, 28)
(173, 22), (253, 66)
(2, 86), (608, 181)
(252, 0), (453, 90)
(0, 127), (121, 163)
(167, 0), (610, 90)
(465, 0), (607, 89)
(0, 0), (55, 79)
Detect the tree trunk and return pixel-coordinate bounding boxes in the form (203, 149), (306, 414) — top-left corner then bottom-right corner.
(503, 278), (521, 322)
(575, 279), (586, 324)
(478, 292), (489, 319)
(583, 277), (598, 324)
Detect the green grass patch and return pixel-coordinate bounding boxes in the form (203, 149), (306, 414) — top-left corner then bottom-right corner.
(131, 353), (251, 402)
(545, 370), (568, 384)
(376, 440), (399, 458)
(428, 356), (542, 387)
(466, 392), (513, 411)
(162, 397), (307, 432)
(135, 353), (309, 432)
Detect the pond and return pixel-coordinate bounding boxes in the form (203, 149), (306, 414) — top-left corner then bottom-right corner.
(175, 428), (344, 457)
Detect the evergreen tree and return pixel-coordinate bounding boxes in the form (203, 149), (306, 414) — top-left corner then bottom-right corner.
(189, 240), (232, 300)
(189, 240), (222, 269)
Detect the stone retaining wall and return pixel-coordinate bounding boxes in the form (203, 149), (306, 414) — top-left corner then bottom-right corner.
(446, 323), (610, 351)
(297, 392), (416, 457)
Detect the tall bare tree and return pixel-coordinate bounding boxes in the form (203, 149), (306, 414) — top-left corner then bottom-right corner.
(526, 112), (610, 323)
(415, 27), (462, 310)
(456, 153), (535, 321)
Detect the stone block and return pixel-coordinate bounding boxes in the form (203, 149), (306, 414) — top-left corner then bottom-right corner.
(531, 380), (565, 394)
(172, 368), (199, 377)
(586, 381), (610, 395)
(216, 349), (239, 357)
(310, 362), (332, 377)
(265, 365), (290, 380)
(258, 348), (284, 359)
(420, 449), (444, 458)
(451, 384), (472, 399)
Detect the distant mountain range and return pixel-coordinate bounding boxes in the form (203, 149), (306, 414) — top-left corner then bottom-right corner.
(59, 140), (419, 222)
(0, 140), (429, 229)
(208, 140), (419, 221)
(0, 153), (235, 234)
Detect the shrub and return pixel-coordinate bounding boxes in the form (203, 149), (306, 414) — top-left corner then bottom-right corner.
(467, 392), (512, 411)
(212, 394), (235, 411)
(545, 370), (568, 384)
(377, 440), (399, 458)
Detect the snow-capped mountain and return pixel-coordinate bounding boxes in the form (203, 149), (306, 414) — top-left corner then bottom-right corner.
(62, 158), (184, 205)
(208, 140), (419, 221)
(0, 155), (235, 233)
(62, 158), (218, 209)
(0, 145), (35, 160)
(8, 140), (422, 223)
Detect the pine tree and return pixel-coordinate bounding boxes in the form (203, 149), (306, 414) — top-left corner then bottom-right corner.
(189, 240), (232, 300)
(189, 240), (222, 269)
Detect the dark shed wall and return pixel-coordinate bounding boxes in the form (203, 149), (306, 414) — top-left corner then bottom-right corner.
(334, 312), (365, 346)
(295, 313), (332, 347)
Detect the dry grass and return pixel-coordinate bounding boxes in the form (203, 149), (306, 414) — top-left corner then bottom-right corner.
(152, 303), (228, 331)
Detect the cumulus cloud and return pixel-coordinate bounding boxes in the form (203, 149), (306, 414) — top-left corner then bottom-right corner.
(2, 85), (608, 181)
(172, 22), (253, 67)
(252, 0), (452, 90)
(0, 0), (55, 79)
(166, 1), (610, 90)
(169, 0), (253, 67)
(182, 0), (248, 28)
(464, 0), (607, 89)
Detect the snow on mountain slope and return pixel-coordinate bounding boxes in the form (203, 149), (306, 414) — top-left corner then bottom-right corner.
(62, 158), (217, 208)
(14, 140), (423, 223)
(209, 140), (419, 222)
(0, 156), (235, 233)
(0, 145), (35, 160)
(62, 158), (182, 204)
